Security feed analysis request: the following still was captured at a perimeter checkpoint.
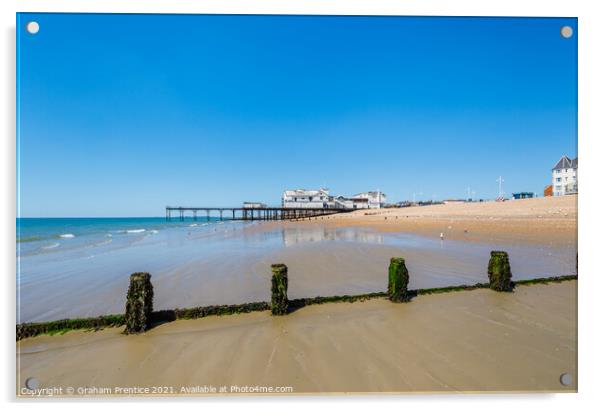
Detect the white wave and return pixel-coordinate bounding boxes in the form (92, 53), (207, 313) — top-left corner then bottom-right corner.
(106, 233), (113, 237)
(42, 243), (60, 250)
(189, 223), (198, 227)
(149, 230), (159, 234)
(126, 229), (146, 234)
(59, 233), (75, 238)
(201, 223), (209, 226)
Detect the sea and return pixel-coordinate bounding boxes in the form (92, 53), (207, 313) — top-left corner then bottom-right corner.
(17, 217), (216, 257)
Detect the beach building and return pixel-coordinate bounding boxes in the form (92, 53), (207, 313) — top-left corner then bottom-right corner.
(552, 155), (578, 196)
(512, 192), (534, 200)
(352, 191), (386, 209)
(282, 188), (386, 209)
(333, 196), (369, 209)
(282, 188), (334, 209)
(243, 202), (267, 209)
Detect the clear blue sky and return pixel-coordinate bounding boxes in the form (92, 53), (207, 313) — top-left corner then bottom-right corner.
(17, 14), (577, 217)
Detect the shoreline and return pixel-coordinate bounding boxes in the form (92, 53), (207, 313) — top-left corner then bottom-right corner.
(17, 280), (577, 395)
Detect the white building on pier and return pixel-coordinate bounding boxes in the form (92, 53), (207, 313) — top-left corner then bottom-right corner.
(243, 202), (267, 209)
(282, 188), (332, 209)
(282, 188), (386, 209)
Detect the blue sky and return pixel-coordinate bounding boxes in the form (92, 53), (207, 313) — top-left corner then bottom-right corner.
(17, 14), (577, 217)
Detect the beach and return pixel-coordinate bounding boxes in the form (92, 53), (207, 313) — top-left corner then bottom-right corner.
(17, 281), (577, 395)
(16, 196), (578, 394)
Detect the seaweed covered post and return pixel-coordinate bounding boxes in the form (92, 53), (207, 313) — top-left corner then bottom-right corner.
(487, 251), (514, 292)
(388, 257), (410, 302)
(124, 272), (154, 334)
(271, 264), (289, 315)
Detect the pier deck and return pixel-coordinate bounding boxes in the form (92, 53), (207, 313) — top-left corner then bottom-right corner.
(165, 206), (352, 221)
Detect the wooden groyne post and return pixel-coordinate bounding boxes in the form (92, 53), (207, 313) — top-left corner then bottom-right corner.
(388, 257), (410, 302)
(488, 251), (514, 292)
(271, 264), (289, 315)
(124, 272), (154, 334)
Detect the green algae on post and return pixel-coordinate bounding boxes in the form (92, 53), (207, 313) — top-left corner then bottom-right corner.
(271, 264), (289, 315)
(166, 301), (270, 320)
(124, 272), (154, 334)
(16, 315), (125, 340)
(488, 251), (514, 292)
(388, 257), (410, 302)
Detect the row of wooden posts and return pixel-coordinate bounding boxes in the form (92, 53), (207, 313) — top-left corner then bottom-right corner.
(123, 250), (513, 334)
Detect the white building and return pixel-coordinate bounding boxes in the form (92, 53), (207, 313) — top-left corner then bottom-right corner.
(331, 196), (369, 209)
(282, 188), (386, 209)
(352, 191), (386, 209)
(243, 202), (267, 209)
(552, 155), (578, 196)
(282, 188), (333, 209)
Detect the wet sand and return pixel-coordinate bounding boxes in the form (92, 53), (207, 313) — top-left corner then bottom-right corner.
(17, 281), (577, 395)
(18, 230), (576, 323)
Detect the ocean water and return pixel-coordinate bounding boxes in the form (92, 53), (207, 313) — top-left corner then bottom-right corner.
(16, 218), (577, 323)
(18, 217), (203, 256)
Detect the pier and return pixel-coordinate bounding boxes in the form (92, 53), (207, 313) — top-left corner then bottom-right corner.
(165, 206), (352, 221)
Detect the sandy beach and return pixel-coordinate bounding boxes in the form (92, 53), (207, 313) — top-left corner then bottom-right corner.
(17, 281), (577, 395)
(266, 196), (577, 246)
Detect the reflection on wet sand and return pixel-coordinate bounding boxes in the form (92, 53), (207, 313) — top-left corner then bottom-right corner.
(281, 226), (384, 246)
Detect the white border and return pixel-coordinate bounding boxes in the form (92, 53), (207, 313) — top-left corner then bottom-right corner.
(3, 0), (601, 409)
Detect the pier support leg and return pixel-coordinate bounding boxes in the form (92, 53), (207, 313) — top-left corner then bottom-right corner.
(488, 251), (514, 292)
(271, 264), (289, 315)
(388, 257), (410, 302)
(124, 272), (154, 334)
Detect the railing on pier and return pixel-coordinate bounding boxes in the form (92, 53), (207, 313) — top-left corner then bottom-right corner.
(165, 206), (352, 221)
